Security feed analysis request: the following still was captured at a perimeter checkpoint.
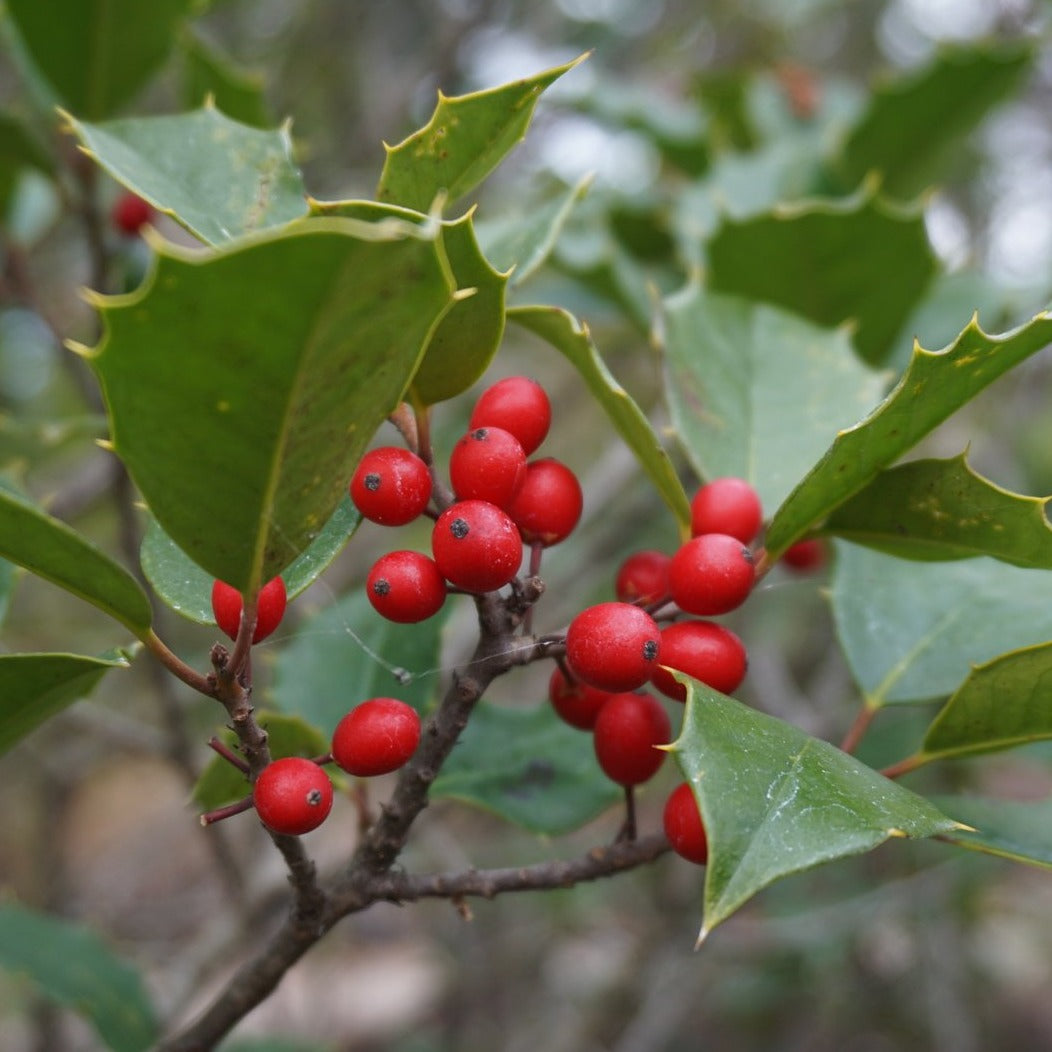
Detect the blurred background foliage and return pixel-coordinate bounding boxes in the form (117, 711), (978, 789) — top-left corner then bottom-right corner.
(3, 0), (1052, 1050)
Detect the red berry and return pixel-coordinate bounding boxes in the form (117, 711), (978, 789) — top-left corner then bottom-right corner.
(350, 447), (432, 525)
(506, 458), (583, 547)
(548, 665), (613, 730)
(592, 691), (671, 786)
(211, 575), (287, 643)
(663, 782), (708, 864)
(366, 550), (446, 623)
(331, 697), (421, 777)
(615, 549), (671, 605)
(690, 477), (763, 544)
(668, 534), (755, 616)
(782, 537), (828, 572)
(650, 620), (747, 701)
(566, 602), (661, 692)
(111, 192), (154, 236)
(253, 757), (333, 835)
(449, 426), (527, 508)
(469, 376), (552, 455)
(431, 499), (522, 593)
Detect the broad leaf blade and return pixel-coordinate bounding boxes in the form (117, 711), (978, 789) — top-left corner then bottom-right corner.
(661, 286), (887, 516)
(0, 488), (151, 635)
(706, 185), (938, 365)
(65, 106), (308, 244)
(831, 544), (1052, 706)
(672, 680), (960, 940)
(432, 702), (620, 834)
(766, 311), (1052, 559)
(7, 0), (191, 119)
(377, 54), (587, 211)
(509, 304), (691, 529)
(87, 218), (453, 592)
(0, 651), (132, 756)
(0, 902), (158, 1052)
(932, 794), (1052, 868)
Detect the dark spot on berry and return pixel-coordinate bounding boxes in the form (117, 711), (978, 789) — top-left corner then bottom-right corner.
(471, 428), (488, 440)
(372, 579), (391, 596)
(643, 639), (659, 662)
(450, 517), (470, 539)
(306, 789), (324, 806)
(364, 472), (381, 492)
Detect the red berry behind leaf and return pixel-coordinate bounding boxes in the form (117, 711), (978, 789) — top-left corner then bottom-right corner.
(548, 665), (613, 730)
(111, 192), (154, 236)
(592, 691), (671, 786)
(431, 499), (522, 593)
(366, 550), (446, 623)
(506, 458), (583, 547)
(211, 576), (287, 643)
(350, 446), (432, 525)
(566, 602), (661, 692)
(253, 757), (333, 835)
(331, 698), (421, 777)
(469, 375), (552, 455)
(615, 549), (671, 605)
(782, 538), (828, 572)
(650, 620), (747, 701)
(668, 534), (755, 616)
(690, 477), (763, 544)
(663, 782), (708, 864)
(449, 426), (527, 508)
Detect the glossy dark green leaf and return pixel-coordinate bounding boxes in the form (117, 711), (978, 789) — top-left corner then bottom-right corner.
(6, 0), (192, 119)
(0, 902), (157, 1051)
(377, 54), (587, 212)
(85, 218), (453, 593)
(65, 106), (308, 244)
(509, 304), (691, 529)
(672, 679), (961, 940)
(432, 701), (620, 834)
(661, 285), (886, 516)
(932, 794), (1052, 868)
(0, 487), (151, 635)
(179, 28), (270, 128)
(766, 311), (1052, 559)
(706, 183), (938, 364)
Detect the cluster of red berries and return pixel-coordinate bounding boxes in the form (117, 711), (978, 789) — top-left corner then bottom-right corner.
(351, 376), (584, 623)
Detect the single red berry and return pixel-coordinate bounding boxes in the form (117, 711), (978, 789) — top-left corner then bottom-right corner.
(506, 458), (583, 547)
(592, 691), (671, 786)
(663, 782), (709, 865)
(111, 192), (154, 236)
(253, 757), (333, 835)
(566, 602), (661, 692)
(668, 534), (755, 616)
(331, 698), (421, 777)
(449, 426), (527, 509)
(350, 446), (432, 525)
(690, 477), (763, 544)
(431, 499), (522, 593)
(615, 549), (671, 605)
(782, 537), (828, 572)
(366, 550), (446, 623)
(469, 376), (552, 455)
(211, 575), (287, 643)
(650, 620), (747, 701)
(548, 665), (613, 730)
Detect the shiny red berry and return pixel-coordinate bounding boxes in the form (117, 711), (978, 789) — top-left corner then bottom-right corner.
(566, 602), (661, 692)
(211, 575), (287, 643)
(449, 426), (527, 508)
(331, 698), (421, 777)
(690, 477), (763, 544)
(111, 192), (154, 236)
(548, 665), (613, 730)
(506, 458), (583, 547)
(592, 691), (671, 786)
(668, 534), (755, 616)
(469, 376), (551, 455)
(366, 550), (446, 623)
(650, 620), (747, 701)
(431, 499), (522, 593)
(782, 538), (828, 572)
(253, 757), (333, 835)
(615, 549), (671, 605)
(350, 446), (432, 525)
(663, 782), (708, 864)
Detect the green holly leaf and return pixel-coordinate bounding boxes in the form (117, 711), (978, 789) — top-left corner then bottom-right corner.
(672, 679), (961, 940)
(179, 28), (270, 128)
(661, 286), (887, 516)
(931, 794), (1052, 868)
(766, 311), (1052, 560)
(432, 701), (620, 834)
(6, 0), (192, 119)
(705, 182), (938, 365)
(508, 304), (691, 529)
(377, 54), (587, 212)
(0, 902), (158, 1052)
(831, 544), (1052, 706)
(64, 105), (308, 244)
(84, 217), (453, 593)
(0, 487), (151, 635)
(0, 650), (134, 757)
